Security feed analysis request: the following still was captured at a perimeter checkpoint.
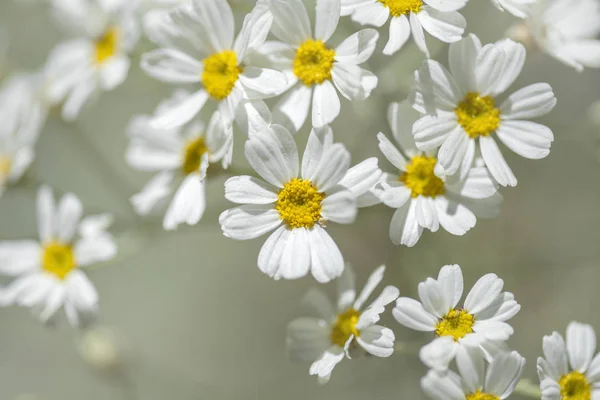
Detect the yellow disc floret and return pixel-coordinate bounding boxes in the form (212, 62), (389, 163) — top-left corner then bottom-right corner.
(559, 372), (591, 400)
(294, 39), (336, 86)
(95, 28), (119, 64)
(466, 390), (501, 400)
(435, 309), (475, 341)
(182, 136), (208, 175)
(275, 178), (326, 229)
(400, 155), (445, 198)
(379, 0), (423, 16)
(42, 241), (76, 280)
(0, 157), (12, 177)
(455, 92), (501, 139)
(202, 50), (243, 100)
(330, 308), (361, 347)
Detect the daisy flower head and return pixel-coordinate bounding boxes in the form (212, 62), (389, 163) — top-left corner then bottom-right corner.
(287, 265), (399, 383)
(409, 33), (557, 187)
(127, 90), (233, 230)
(377, 100), (501, 247)
(422, 345), (526, 400)
(219, 123), (381, 283)
(256, 0), (379, 131)
(140, 0), (288, 130)
(44, 0), (140, 121)
(0, 186), (117, 327)
(537, 321), (600, 400)
(341, 0), (467, 57)
(393, 264), (521, 370)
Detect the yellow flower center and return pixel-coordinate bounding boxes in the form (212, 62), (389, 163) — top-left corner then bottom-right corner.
(455, 92), (501, 139)
(293, 39), (336, 86)
(275, 178), (326, 229)
(379, 0), (423, 16)
(0, 157), (12, 178)
(182, 136), (208, 175)
(399, 155), (445, 198)
(559, 372), (591, 400)
(42, 242), (77, 280)
(435, 309), (475, 341)
(466, 390), (501, 400)
(330, 308), (361, 347)
(202, 50), (243, 100)
(95, 28), (119, 64)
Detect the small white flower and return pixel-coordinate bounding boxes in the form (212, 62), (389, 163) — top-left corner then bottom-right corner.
(219, 123), (381, 283)
(0, 186), (117, 326)
(127, 90), (232, 230)
(537, 321), (600, 400)
(422, 346), (526, 400)
(409, 33), (557, 187)
(489, 0), (536, 19)
(141, 0), (287, 129)
(377, 100), (501, 247)
(255, 0), (379, 131)
(287, 265), (399, 383)
(44, 0), (139, 121)
(393, 264), (520, 370)
(341, 0), (466, 56)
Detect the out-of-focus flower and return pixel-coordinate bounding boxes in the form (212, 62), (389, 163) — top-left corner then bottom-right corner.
(537, 321), (600, 400)
(252, 0), (378, 131)
(409, 34), (557, 187)
(376, 100), (501, 247)
(287, 265), (399, 383)
(341, 0), (466, 56)
(489, 0), (535, 19)
(393, 264), (520, 370)
(127, 90), (233, 230)
(43, 0), (140, 121)
(141, 0), (287, 129)
(0, 186), (117, 327)
(79, 326), (126, 372)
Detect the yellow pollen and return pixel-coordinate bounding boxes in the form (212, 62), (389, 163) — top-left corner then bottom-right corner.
(455, 92), (501, 139)
(182, 136), (208, 175)
(559, 372), (591, 400)
(330, 308), (361, 347)
(202, 50), (243, 100)
(466, 390), (501, 400)
(95, 28), (119, 64)
(399, 155), (445, 198)
(379, 0), (423, 16)
(435, 309), (474, 341)
(0, 157), (12, 177)
(42, 242), (77, 280)
(275, 178), (326, 229)
(293, 39), (336, 86)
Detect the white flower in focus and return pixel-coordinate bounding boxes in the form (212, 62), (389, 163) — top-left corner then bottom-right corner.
(219, 124), (381, 283)
(287, 265), (399, 383)
(422, 346), (526, 400)
(409, 34), (557, 187)
(44, 0), (140, 121)
(393, 264), (521, 370)
(537, 321), (600, 400)
(255, 0), (379, 131)
(341, 0), (466, 56)
(141, 0), (287, 129)
(377, 100), (501, 247)
(0, 186), (117, 326)
(127, 91), (233, 230)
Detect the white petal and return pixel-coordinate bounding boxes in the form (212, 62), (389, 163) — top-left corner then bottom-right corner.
(485, 351), (526, 398)
(456, 344), (485, 393)
(388, 100), (421, 152)
(301, 126), (334, 179)
(384, 15), (411, 55)
(379, 181), (412, 208)
(163, 174), (206, 230)
(257, 225), (288, 277)
(311, 144), (351, 192)
(38, 286), (66, 323)
(335, 28), (379, 64)
(309, 346), (345, 378)
(417, 7), (465, 44)
(413, 59), (462, 113)
(479, 136), (517, 187)
(269, 0), (312, 45)
(473, 320), (514, 341)
(287, 317), (330, 362)
(424, 0), (469, 12)
(352, 2), (390, 27)
(418, 277), (449, 318)
(489, 39), (526, 97)
(130, 172), (174, 215)
(356, 285), (399, 329)
(65, 270), (98, 324)
(410, 12), (429, 56)
(435, 196), (477, 236)
(567, 321), (597, 373)
(37, 185), (56, 243)
(474, 292), (520, 322)
(308, 225), (344, 283)
(337, 265), (356, 311)
(389, 201), (423, 247)
(219, 205), (282, 240)
(274, 84), (312, 132)
(224, 175), (278, 204)
(99, 55), (130, 91)
(141, 49), (202, 83)
(233, 2), (273, 60)
(275, 227), (311, 280)
(496, 120), (553, 160)
(586, 353), (600, 383)
(500, 83), (557, 120)
(57, 193), (83, 243)
(393, 297), (437, 331)
(356, 325), (395, 357)
(474, 44), (506, 97)
(239, 67), (289, 99)
(338, 157), (383, 198)
(151, 90), (209, 129)
(353, 265), (385, 310)
(377, 132), (408, 170)
(412, 114), (458, 151)
(302, 287), (336, 320)
(437, 127), (470, 175)
(0, 241), (41, 276)
(542, 331), (569, 380)
(332, 63), (378, 101)
(464, 273), (504, 314)
(449, 33), (481, 91)
(315, 0), (341, 43)
(421, 368), (465, 400)
(450, 166), (499, 199)
(321, 186), (357, 224)
(415, 196), (439, 231)
(420, 336), (458, 370)
(312, 80), (341, 128)
(437, 264), (463, 309)
(192, 0), (234, 51)
(235, 99), (273, 137)
(74, 234), (117, 266)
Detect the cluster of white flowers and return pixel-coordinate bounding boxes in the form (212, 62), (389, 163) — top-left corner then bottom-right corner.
(0, 0), (599, 396)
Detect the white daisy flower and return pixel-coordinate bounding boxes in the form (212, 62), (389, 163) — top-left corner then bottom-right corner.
(43, 0), (139, 121)
(0, 186), (117, 326)
(377, 100), (501, 247)
(287, 265), (399, 383)
(341, 0), (466, 56)
(255, 0), (379, 131)
(422, 346), (526, 400)
(219, 123), (381, 283)
(393, 264), (521, 370)
(127, 90), (233, 230)
(140, 0), (287, 130)
(537, 321), (600, 400)
(409, 33), (557, 187)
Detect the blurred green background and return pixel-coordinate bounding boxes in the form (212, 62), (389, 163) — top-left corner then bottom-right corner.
(1, 0), (600, 399)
